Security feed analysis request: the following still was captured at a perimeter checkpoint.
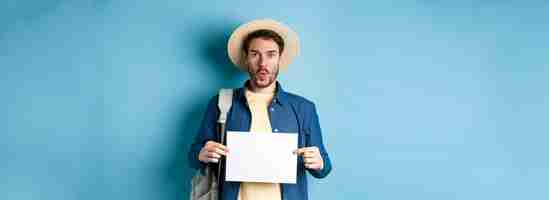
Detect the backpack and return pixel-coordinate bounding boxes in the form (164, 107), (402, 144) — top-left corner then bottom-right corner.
(190, 89), (233, 200)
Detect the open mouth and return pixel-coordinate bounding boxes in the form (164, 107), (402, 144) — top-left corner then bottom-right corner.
(256, 70), (269, 78)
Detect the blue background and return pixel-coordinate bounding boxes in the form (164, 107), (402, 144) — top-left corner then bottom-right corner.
(2, 0), (548, 199)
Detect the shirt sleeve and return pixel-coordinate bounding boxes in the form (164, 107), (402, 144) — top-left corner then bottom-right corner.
(188, 95), (219, 170)
(304, 102), (333, 178)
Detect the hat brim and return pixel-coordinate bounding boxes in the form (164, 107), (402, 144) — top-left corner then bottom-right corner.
(227, 19), (300, 72)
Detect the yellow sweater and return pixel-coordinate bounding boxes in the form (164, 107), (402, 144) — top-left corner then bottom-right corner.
(237, 89), (281, 200)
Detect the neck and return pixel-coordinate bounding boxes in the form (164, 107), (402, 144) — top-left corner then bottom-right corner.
(247, 81), (277, 94)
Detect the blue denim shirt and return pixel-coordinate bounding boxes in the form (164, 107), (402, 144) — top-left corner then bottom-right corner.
(189, 81), (332, 200)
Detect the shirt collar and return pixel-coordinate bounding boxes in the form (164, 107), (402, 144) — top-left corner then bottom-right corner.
(236, 80), (288, 106)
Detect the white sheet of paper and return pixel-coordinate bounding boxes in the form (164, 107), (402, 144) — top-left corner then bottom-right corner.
(225, 131), (298, 184)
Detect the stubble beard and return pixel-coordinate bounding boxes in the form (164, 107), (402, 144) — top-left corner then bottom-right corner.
(248, 65), (279, 89)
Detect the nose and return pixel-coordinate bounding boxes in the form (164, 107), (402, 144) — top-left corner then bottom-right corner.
(258, 56), (267, 67)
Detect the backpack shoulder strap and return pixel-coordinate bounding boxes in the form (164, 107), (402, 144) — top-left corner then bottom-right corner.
(217, 88), (233, 124)
(216, 88), (233, 188)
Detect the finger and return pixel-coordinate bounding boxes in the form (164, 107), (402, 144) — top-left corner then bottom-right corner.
(303, 147), (319, 153)
(293, 148), (303, 155)
(305, 163), (321, 169)
(209, 158), (219, 163)
(205, 141), (219, 147)
(302, 152), (317, 158)
(296, 147), (316, 155)
(212, 143), (229, 152)
(304, 157), (319, 164)
(206, 145), (229, 155)
(294, 148), (310, 155)
(207, 152), (221, 159)
(212, 148), (227, 156)
(206, 141), (229, 152)
(296, 150), (318, 158)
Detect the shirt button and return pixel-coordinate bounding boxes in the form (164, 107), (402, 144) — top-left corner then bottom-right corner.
(270, 107), (275, 112)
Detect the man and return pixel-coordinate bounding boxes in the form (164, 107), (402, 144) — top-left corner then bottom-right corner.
(189, 19), (332, 200)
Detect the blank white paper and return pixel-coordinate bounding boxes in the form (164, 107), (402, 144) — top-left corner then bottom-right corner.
(225, 131), (298, 184)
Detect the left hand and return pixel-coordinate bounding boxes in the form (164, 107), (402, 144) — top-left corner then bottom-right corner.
(294, 146), (324, 171)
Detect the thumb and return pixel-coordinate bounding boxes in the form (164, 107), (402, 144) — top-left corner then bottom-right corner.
(293, 148), (305, 155)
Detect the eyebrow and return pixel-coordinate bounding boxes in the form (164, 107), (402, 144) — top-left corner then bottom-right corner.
(249, 49), (279, 54)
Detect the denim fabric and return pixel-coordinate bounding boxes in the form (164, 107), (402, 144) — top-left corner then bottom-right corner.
(189, 81), (332, 200)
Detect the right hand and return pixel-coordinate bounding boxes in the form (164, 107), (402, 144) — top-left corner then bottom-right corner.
(198, 141), (229, 163)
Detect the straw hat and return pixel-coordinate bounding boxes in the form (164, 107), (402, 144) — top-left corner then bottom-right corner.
(227, 19), (300, 71)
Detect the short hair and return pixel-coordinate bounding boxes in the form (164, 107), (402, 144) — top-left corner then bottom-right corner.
(242, 29), (285, 55)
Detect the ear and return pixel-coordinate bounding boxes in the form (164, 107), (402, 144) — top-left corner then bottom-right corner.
(241, 51), (248, 65)
(244, 56), (249, 65)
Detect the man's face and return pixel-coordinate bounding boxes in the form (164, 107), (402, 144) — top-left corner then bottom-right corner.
(245, 38), (280, 89)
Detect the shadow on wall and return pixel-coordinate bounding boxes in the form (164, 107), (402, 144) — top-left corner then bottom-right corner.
(161, 17), (243, 200)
